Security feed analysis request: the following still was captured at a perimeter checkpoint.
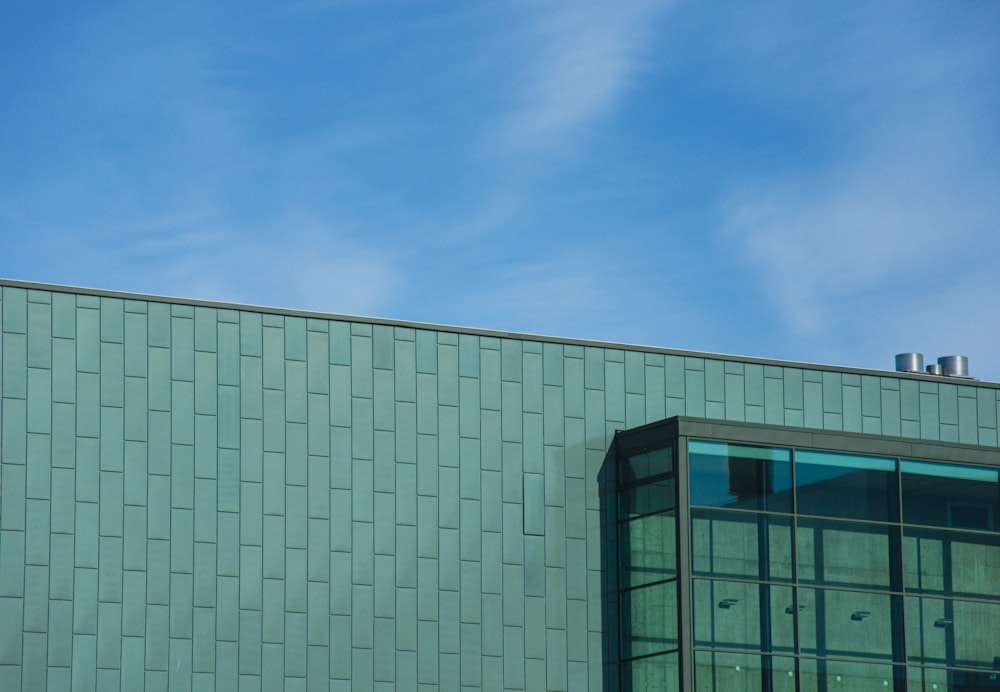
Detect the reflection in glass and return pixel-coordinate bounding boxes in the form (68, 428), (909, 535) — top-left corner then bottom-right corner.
(799, 657), (899, 692)
(621, 580), (678, 660)
(620, 430), (1000, 689)
(695, 651), (797, 692)
(905, 595), (1000, 670)
(623, 651), (679, 691)
(770, 655), (798, 692)
(691, 509), (793, 582)
(689, 441), (792, 512)
(796, 518), (893, 590)
(620, 511), (676, 589)
(903, 526), (1000, 601)
(795, 450), (898, 522)
(769, 585), (796, 654)
(906, 665), (951, 691)
(694, 579), (762, 651)
(797, 588), (896, 661)
(693, 580), (795, 655)
(901, 460), (999, 531)
(619, 477), (675, 520)
(621, 446), (673, 485)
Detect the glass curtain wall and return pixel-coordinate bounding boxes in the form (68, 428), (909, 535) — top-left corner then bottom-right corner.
(617, 445), (681, 690)
(689, 441), (800, 691)
(686, 441), (1000, 692)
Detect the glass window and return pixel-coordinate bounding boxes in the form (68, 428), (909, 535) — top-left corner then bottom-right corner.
(797, 588), (897, 661)
(693, 580), (795, 654)
(691, 509), (793, 582)
(768, 584), (797, 654)
(794, 450), (898, 522)
(903, 526), (1000, 601)
(694, 579), (762, 651)
(905, 595), (1000, 670)
(621, 580), (678, 660)
(689, 441), (793, 512)
(623, 651), (679, 691)
(901, 460), (999, 531)
(619, 476), (675, 520)
(620, 510), (676, 589)
(905, 665), (952, 691)
(620, 446), (673, 485)
(796, 518), (895, 590)
(798, 658), (900, 692)
(622, 426), (1000, 691)
(695, 651), (797, 692)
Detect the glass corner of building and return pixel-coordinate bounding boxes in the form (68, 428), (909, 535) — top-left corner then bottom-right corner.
(613, 417), (1000, 692)
(615, 434), (682, 691)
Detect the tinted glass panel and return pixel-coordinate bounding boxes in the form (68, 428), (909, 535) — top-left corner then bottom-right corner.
(691, 509), (792, 582)
(797, 588), (896, 660)
(620, 446), (673, 485)
(689, 441), (792, 512)
(619, 477), (675, 519)
(796, 518), (894, 590)
(621, 580), (678, 659)
(799, 658), (899, 692)
(762, 585), (796, 654)
(768, 584), (797, 654)
(905, 595), (1000, 670)
(694, 579), (762, 651)
(620, 510), (676, 589)
(794, 450), (897, 522)
(693, 580), (794, 654)
(903, 526), (1000, 601)
(623, 651), (680, 691)
(905, 665), (953, 691)
(901, 460), (999, 531)
(695, 651), (797, 692)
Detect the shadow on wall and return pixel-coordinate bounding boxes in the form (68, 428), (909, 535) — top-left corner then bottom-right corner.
(598, 440), (621, 691)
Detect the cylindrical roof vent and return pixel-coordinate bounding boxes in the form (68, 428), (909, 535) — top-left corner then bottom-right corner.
(895, 353), (924, 373)
(926, 363), (944, 376)
(938, 355), (969, 378)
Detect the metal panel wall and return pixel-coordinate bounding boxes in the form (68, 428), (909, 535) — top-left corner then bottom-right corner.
(1, 282), (1000, 690)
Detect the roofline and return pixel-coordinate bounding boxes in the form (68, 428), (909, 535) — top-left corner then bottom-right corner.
(615, 416), (1000, 467)
(3, 277), (996, 389)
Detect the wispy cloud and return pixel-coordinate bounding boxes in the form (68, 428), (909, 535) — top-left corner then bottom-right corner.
(448, 244), (724, 351)
(6, 1), (998, 379)
(0, 2), (410, 317)
(455, 255), (612, 336)
(720, 5), (1000, 374)
(80, 221), (404, 317)
(434, 0), (675, 271)
(496, 0), (672, 156)
(727, 127), (999, 334)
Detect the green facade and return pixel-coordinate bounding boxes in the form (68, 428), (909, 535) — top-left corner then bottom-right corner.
(1, 280), (1000, 690)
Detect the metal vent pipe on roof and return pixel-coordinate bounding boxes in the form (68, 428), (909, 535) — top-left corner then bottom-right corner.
(926, 363), (943, 375)
(895, 353), (924, 373)
(938, 355), (970, 378)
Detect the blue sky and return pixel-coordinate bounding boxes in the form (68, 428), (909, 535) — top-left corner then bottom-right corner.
(3, 1), (1000, 379)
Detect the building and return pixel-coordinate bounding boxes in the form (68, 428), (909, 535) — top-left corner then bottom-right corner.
(0, 279), (998, 691)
